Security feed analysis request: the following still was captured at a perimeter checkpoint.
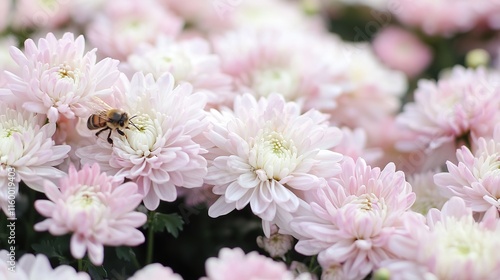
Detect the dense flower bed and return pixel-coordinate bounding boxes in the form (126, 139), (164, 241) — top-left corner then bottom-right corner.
(1, 0), (500, 279)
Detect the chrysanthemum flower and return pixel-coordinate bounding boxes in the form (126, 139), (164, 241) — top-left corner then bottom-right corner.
(397, 66), (500, 152)
(333, 127), (383, 165)
(121, 36), (233, 108)
(201, 247), (294, 280)
(86, 0), (183, 60)
(408, 170), (447, 215)
(256, 225), (294, 260)
(34, 163), (146, 265)
(12, 0), (71, 29)
(394, 0), (494, 36)
(205, 93), (342, 235)
(161, 0), (322, 34)
(434, 130), (500, 212)
(415, 197), (500, 279)
(373, 26), (432, 78)
(128, 264), (183, 280)
(212, 29), (406, 131)
(76, 73), (208, 210)
(0, 0), (10, 33)
(0, 250), (90, 280)
(5, 32), (120, 123)
(291, 157), (417, 279)
(211, 29), (346, 110)
(0, 104), (70, 215)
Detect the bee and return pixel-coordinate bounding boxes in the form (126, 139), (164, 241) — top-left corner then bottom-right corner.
(87, 97), (139, 145)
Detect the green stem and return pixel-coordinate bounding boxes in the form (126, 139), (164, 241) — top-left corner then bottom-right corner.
(78, 258), (83, 272)
(146, 212), (155, 264)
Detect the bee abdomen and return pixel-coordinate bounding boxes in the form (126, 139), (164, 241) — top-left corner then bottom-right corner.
(87, 114), (107, 130)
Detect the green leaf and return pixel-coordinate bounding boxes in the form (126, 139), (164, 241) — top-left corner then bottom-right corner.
(115, 246), (135, 262)
(147, 212), (184, 238)
(32, 236), (69, 263)
(84, 260), (108, 280)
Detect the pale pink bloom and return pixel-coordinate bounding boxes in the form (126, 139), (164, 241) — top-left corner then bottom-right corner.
(121, 36), (233, 108)
(393, 0), (492, 36)
(0, 0), (11, 32)
(373, 26), (432, 78)
(434, 129), (500, 212)
(0, 250), (90, 280)
(397, 66), (500, 153)
(205, 93), (342, 235)
(328, 43), (407, 130)
(414, 197), (500, 279)
(86, 0), (183, 60)
(161, 0), (323, 34)
(202, 247), (294, 280)
(375, 260), (437, 280)
(371, 117), (457, 175)
(128, 264), (183, 280)
(69, 0), (106, 24)
(212, 29), (346, 111)
(0, 104), (70, 213)
(12, 0), (71, 29)
(5, 32), (120, 123)
(0, 35), (18, 89)
(34, 163), (146, 265)
(291, 157), (417, 279)
(213, 29), (406, 129)
(333, 127), (383, 165)
(76, 73), (208, 210)
(408, 170), (447, 215)
(256, 225), (294, 260)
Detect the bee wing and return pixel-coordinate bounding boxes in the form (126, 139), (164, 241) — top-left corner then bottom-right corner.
(89, 96), (114, 112)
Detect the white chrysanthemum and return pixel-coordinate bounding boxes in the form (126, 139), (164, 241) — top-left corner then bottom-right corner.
(205, 93), (342, 235)
(121, 36), (233, 108)
(408, 170), (447, 214)
(0, 104), (70, 215)
(5, 32), (120, 123)
(0, 250), (90, 280)
(434, 128), (500, 212)
(417, 197), (500, 279)
(76, 73), (208, 210)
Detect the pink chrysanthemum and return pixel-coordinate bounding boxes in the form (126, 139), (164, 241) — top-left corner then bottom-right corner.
(373, 26), (433, 78)
(129, 264), (183, 280)
(201, 247), (294, 280)
(291, 157), (417, 279)
(161, 0), (322, 34)
(397, 66), (500, 152)
(0, 104), (70, 215)
(5, 32), (120, 123)
(414, 197), (500, 279)
(34, 163), (146, 265)
(0, 0), (10, 33)
(211, 29), (346, 110)
(205, 93), (342, 235)
(76, 73), (208, 210)
(86, 0), (183, 60)
(333, 127), (383, 165)
(212, 29), (406, 130)
(394, 0), (494, 36)
(121, 36), (233, 108)
(12, 0), (71, 29)
(434, 129), (500, 212)
(0, 250), (90, 280)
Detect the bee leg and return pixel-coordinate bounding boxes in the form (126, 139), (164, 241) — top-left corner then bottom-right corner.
(95, 127), (109, 137)
(107, 129), (113, 145)
(117, 128), (125, 136)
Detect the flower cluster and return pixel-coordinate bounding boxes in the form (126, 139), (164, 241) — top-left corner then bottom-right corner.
(1, 0), (500, 279)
